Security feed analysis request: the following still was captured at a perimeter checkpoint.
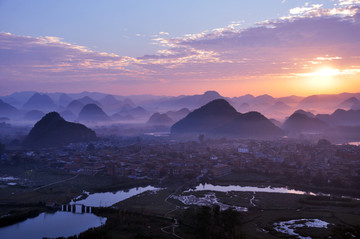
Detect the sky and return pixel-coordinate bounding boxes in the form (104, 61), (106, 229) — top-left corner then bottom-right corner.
(0, 0), (360, 97)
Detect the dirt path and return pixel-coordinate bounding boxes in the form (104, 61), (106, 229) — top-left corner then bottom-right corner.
(33, 174), (79, 191)
(161, 184), (184, 238)
(250, 192), (256, 206)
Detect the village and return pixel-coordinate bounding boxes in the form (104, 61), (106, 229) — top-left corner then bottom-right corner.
(2, 136), (360, 193)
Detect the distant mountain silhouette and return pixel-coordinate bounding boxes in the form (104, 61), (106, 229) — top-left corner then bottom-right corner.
(282, 112), (328, 136)
(0, 97), (22, 109)
(67, 91), (108, 102)
(98, 95), (136, 113)
(246, 95), (277, 114)
(165, 108), (190, 121)
(171, 99), (238, 134)
(59, 110), (76, 121)
(270, 118), (282, 127)
(118, 104), (134, 112)
(99, 95), (122, 112)
(271, 101), (291, 111)
(2, 91), (38, 107)
(339, 97), (359, 108)
(78, 104), (110, 122)
(232, 94), (255, 103)
(23, 93), (57, 111)
(100, 95), (119, 105)
(299, 94), (342, 109)
(277, 95), (304, 104)
(316, 109), (360, 126)
(293, 109), (315, 118)
(336, 97), (360, 111)
(23, 112), (96, 148)
(171, 99), (282, 138)
(198, 91), (224, 105)
(77, 96), (101, 106)
(4, 91), (360, 125)
(238, 103), (250, 112)
(122, 98), (135, 107)
(159, 90), (225, 109)
(115, 106), (149, 119)
(253, 94), (276, 105)
(147, 113), (174, 126)
(0, 99), (20, 118)
(58, 94), (73, 107)
(24, 110), (45, 121)
(66, 100), (85, 115)
(211, 111), (283, 138)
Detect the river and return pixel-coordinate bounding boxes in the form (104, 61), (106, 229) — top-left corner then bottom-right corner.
(0, 185), (161, 239)
(0, 211), (106, 239)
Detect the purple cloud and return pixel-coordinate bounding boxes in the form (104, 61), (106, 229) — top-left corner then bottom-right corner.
(1, 4), (360, 96)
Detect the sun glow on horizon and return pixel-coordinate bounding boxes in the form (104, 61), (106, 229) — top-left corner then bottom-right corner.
(313, 67), (341, 77)
(295, 66), (340, 92)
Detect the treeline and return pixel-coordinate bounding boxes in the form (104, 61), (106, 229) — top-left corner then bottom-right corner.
(0, 208), (41, 227)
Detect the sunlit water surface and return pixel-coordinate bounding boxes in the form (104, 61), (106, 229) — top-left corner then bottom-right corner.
(72, 185), (161, 207)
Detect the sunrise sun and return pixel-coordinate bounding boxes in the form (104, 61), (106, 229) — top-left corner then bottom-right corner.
(304, 67), (340, 90)
(315, 67), (340, 77)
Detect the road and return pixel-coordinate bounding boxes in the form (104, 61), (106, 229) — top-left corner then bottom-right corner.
(161, 183), (185, 238)
(33, 174), (79, 191)
(250, 192), (256, 206)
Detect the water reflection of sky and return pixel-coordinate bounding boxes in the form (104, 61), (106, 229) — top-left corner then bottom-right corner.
(0, 211), (106, 239)
(188, 183), (316, 196)
(348, 141), (360, 146)
(72, 185), (161, 207)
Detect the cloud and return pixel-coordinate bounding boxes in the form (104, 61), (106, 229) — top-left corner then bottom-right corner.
(339, 0), (360, 5)
(0, 32), (139, 78)
(289, 4), (323, 15)
(1, 3), (360, 96)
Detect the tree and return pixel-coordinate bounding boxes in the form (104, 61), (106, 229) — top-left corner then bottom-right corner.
(87, 143), (95, 151)
(0, 143), (5, 154)
(198, 134), (205, 144)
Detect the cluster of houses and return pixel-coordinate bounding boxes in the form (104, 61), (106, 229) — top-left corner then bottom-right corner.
(1, 137), (360, 188)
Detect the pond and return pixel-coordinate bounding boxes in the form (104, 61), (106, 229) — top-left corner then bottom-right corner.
(348, 141), (360, 146)
(188, 183), (317, 195)
(273, 218), (330, 239)
(72, 185), (162, 207)
(0, 211), (106, 239)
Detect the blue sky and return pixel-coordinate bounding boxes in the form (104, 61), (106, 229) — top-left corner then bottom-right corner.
(0, 0), (338, 57)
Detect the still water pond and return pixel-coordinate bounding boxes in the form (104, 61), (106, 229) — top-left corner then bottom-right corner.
(348, 141), (360, 146)
(188, 183), (317, 195)
(72, 185), (161, 207)
(0, 211), (106, 239)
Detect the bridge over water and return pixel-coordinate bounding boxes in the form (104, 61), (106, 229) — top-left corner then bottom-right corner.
(60, 204), (92, 214)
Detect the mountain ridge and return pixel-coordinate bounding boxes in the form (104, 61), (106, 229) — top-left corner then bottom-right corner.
(171, 99), (283, 138)
(23, 112), (97, 148)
